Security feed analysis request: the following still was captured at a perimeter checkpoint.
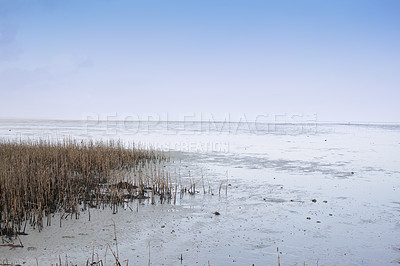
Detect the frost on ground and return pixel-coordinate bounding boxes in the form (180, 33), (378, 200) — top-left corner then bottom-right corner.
(1, 120), (400, 265)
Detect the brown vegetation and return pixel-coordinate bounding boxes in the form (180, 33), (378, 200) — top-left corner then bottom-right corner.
(0, 139), (174, 237)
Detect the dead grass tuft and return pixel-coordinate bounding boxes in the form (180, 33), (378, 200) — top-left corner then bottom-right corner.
(0, 138), (174, 237)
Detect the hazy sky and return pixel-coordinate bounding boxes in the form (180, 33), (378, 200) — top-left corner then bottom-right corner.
(0, 0), (399, 122)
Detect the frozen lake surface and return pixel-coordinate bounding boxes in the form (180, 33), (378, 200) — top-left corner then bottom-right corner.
(1, 119), (400, 265)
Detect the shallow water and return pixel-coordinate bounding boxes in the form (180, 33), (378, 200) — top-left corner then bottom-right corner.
(1, 120), (400, 265)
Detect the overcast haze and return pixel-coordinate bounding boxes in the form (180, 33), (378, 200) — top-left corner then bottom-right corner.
(0, 0), (399, 122)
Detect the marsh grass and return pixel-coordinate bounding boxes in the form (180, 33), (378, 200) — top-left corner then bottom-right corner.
(0, 138), (175, 237)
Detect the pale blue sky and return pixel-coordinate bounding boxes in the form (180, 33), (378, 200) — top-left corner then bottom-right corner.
(0, 0), (399, 122)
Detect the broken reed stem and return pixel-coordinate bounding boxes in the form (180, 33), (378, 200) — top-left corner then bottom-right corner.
(277, 247), (280, 266)
(91, 241), (95, 264)
(107, 243), (121, 266)
(113, 221), (119, 261)
(201, 170), (206, 194)
(225, 170), (228, 196)
(148, 241), (151, 266)
(104, 244), (109, 265)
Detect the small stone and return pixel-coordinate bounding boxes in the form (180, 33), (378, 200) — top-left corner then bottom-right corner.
(312, 199), (317, 203)
(214, 211), (220, 215)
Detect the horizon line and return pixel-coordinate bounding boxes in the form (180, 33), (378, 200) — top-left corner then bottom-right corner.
(1, 117), (400, 125)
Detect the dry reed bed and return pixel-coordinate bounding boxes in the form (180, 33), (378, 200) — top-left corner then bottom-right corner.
(0, 139), (175, 237)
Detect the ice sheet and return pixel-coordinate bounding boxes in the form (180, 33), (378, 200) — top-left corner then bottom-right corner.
(1, 120), (399, 265)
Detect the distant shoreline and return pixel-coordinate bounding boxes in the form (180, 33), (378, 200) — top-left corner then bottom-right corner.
(1, 118), (400, 126)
